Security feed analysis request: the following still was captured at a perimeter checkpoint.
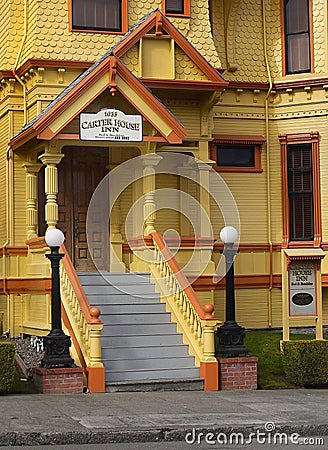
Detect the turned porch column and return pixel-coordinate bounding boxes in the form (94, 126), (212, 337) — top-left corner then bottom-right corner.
(23, 163), (42, 239)
(39, 153), (64, 231)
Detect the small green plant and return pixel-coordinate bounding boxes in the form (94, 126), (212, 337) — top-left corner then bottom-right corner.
(0, 341), (15, 393)
(281, 340), (328, 387)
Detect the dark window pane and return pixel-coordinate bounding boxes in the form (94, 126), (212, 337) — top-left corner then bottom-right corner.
(287, 34), (310, 73)
(284, 0), (310, 74)
(166, 0), (184, 14)
(72, 0), (121, 31)
(285, 0), (309, 33)
(217, 145), (255, 167)
(288, 144), (314, 240)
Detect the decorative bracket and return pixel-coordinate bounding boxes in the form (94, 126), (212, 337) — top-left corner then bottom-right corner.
(109, 57), (117, 96)
(156, 11), (163, 35)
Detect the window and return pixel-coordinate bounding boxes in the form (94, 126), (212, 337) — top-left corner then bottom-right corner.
(280, 132), (321, 247)
(211, 135), (265, 173)
(163, 0), (190, 17)
(71, 0), (128, 33)
(288, 144), (313, 240)
(283, 0), (312, 74)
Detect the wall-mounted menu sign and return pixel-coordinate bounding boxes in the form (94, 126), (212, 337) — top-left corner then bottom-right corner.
(80, 109), (142, 141)
(289, 261), (316, 316)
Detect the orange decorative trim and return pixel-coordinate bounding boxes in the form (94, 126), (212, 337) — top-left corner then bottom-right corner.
(214, 242), (282, 252)
(0, 70), (13, 78)
(0, 246), (28, 256)
(227, 80), (269, 90)
(212, 134), (266, 145)
(60, 244), (103, 325)
(0, 278), (51, 294)
(86, 366), (105, 393)
(321, 274), (328, 286)
(26, 236), (47, 249)
(109, 56), (117, 96)
(125, 238), (282, 253)
(141, 79), (226, 91)
(15, 59), (92, 77)
(200, 361), (218, 391)
(151, 231), (216, 320)
(127, 235), (154, 249)
(191, 274), (282, 290)
(54, 133), (80, 140)
(222, 78), (328, 91)
(279, 131), (321, 248)
(273, 77), (328, 90)
(155, 11), (163, 35)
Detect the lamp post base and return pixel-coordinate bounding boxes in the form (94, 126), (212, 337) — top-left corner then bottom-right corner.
(215, 320), (249, 357)
(42, 330), (76, 369)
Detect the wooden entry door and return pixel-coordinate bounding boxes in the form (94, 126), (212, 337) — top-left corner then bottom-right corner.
(57, 147), (109, 272)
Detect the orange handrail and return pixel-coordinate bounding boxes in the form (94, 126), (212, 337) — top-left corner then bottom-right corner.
(150, 231), (215, 320)
(60, 244), (102, 325)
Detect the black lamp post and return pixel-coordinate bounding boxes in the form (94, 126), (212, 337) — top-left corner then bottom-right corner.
(41, 228), (75, 368)
(216, 226), (248, 357)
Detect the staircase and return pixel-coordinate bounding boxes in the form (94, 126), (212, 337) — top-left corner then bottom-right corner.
(78, 272), (203, 392)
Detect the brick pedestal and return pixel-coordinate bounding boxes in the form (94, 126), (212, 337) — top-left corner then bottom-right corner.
(33, 367), (84, 394)
(218, 356), (258, 390)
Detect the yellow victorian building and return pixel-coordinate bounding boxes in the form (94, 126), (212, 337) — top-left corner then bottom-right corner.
(0, 0), (327, 391)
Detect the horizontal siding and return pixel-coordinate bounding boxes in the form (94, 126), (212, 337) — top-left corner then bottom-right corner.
(211, 171), (268, 242)
(270, 288), (283, 328)
(156, 174), (181, 234)
(212, 117), (269, 243)
(164, 102), (201, 137)
(0, 295), (7, 333)
(13, 153), (27, 245)
(214, 288), (271, 328)
(0, 114), (9, 244)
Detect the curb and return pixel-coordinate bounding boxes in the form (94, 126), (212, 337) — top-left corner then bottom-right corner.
(1, 424), (328, 446)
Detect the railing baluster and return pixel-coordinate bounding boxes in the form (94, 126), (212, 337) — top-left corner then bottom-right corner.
(150, 232), (220, 370)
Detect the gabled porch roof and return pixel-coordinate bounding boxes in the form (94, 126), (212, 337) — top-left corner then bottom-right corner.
(9, 9), (227, 151)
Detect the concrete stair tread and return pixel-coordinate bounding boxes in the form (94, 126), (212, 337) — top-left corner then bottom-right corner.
(97, 304), (167, 313)
(78, 272), (151, 285)
(102, 345), (190, 359)
(99, 312), (172, 324)
(105, 378), (204, 392)
(101, 324), (178, 336)
(83, 285), (156, 294)
(88, 295), (160, 304)
(104, 334), (185, 347)
(77, 271), (203, 389)
(106, 368), (200, 383)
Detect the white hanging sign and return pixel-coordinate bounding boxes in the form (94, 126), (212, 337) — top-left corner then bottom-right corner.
(80, 109), (142, 141)
(289, 261), (316, 316)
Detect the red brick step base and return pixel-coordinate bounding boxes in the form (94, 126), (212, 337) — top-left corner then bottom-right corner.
(33, 367), (84, 394)
(218, 356), (258, 390)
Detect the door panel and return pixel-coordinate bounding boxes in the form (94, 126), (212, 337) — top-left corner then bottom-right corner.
(58, 147), (109, 271)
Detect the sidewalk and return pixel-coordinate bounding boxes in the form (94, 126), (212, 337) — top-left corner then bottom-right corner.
(0, 389), (328, 446)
